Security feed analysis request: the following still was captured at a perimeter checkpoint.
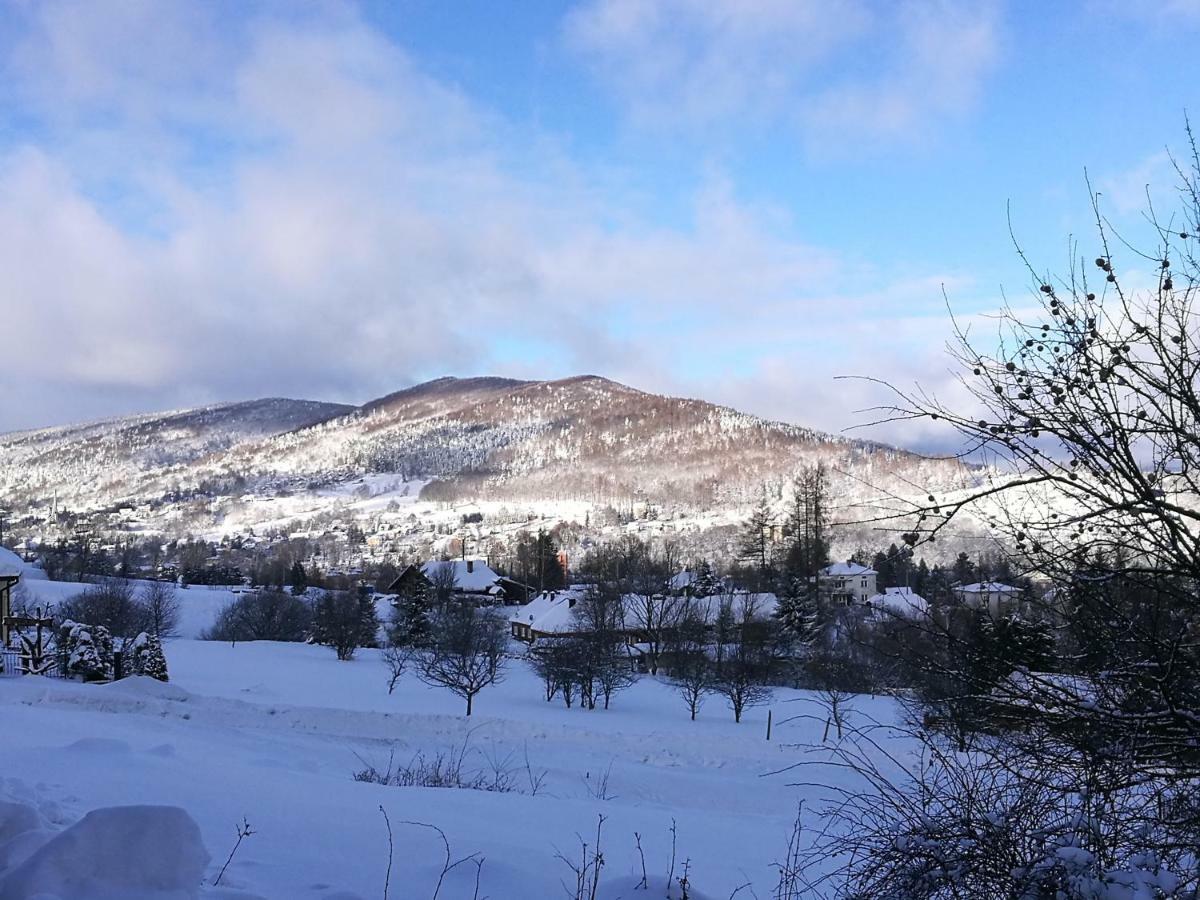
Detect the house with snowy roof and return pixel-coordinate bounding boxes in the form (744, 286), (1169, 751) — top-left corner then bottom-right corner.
(388, 558), (531, 607)
(0, 548), (22, 646)
(508, 587), (592, 642)
(954, 581), (1023, 618)
(816, 562), (877, 606)
(509, 587), (780, 644)
(864, 586), (929, 620)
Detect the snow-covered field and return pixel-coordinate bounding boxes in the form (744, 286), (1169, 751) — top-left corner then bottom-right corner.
(0, 630), (909, 898)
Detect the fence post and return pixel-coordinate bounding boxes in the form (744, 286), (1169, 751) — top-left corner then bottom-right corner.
(766, 708), (772, 741)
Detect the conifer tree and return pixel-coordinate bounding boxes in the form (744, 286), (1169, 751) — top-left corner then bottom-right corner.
(390, 578), (434, 649)
(356, 590), (380, 649)
(59, 621), (115, 681)
(690, 560), (720, 598)
(140, 633), (169, 682)
(289, 561), (309, 596)
(738, 491), (776, 588)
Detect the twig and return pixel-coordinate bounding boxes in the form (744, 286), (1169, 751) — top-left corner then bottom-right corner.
(214, 817), (255, 886)
(634, 831), (649, 889)
(379, 805), (394, 900)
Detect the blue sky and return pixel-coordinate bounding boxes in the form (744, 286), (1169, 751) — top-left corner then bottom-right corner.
(0, 0), (1197, 446)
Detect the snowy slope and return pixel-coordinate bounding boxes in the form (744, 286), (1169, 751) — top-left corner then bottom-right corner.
(0, 639), (912, 898)
(0, 398), (351, 516)
(0, 376), (977, 550)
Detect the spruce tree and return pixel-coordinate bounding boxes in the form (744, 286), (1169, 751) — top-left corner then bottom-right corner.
(140, 633), (169, 682)
(59, 621), (115, 681)
(739, 491), (777, 588)
(690, 560), (720, 598)
(390, 580), (434, 649)
(289, 561), (309, 596)
(356, 590), (380, 649)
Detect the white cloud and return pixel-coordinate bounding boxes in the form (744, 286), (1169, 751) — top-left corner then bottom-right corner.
(563, 0), (870, 127)
(0, 0), (981, 449)
(563, 0), (1000, 147)
(1097, 150), (1176, 217)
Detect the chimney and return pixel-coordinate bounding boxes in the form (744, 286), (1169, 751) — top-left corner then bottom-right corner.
(568, 594), (577, 609)
(466, 559), (474, 574)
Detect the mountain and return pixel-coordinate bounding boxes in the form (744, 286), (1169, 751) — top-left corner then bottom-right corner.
(0, 377), (976, 554)
(0, 398), (352, 511)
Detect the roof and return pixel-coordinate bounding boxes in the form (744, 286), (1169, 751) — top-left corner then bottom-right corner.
(510, 589), (780, 635)
(509, 587), (590, 634)
(420, 559), (503, 592)
(820, 562), (877, 578)
(956, 581), (1021, 595)
(667, 569), (695, 592)
(0, 547), (24, 579)
(866, 586), (928, 618)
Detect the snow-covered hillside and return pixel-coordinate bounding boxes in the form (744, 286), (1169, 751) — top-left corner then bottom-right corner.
(0, 376), (979, 558)
(0, 638), (912, 898)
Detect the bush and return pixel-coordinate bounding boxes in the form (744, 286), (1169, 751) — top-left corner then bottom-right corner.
(310, 589), (379, 660)
(56, 581), (150, 642)
(58, 620), (115, 681)
(201, 590), (313, 643)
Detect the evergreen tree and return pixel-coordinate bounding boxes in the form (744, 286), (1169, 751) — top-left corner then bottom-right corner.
(356, 589), (380, 649)
(774, 574), (819, 645)
(140, 633), (169, 682)
(872, 550), (894, 589)
(58, 620), (115, 681)
(951, 552), (977, 585)
(912, 558), (931, 596)
(390, 579), (434, 649)
(690, 560), (720, 598)
(289, 561), (309, 596)
(739, 491), (777, 588)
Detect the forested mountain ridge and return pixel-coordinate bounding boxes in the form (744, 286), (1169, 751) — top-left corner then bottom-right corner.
(0, 376), (974, 538)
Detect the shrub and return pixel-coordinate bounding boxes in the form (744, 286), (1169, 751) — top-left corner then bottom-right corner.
(202, 590), (313, 642)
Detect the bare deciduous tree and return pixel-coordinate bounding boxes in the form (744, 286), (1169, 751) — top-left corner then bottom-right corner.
(139, 579), (180, 638)
(417, 604), (508, 715)
(665, 601), (716, 721)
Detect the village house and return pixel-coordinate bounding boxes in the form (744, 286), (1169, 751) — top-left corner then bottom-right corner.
(817, 562), (877, 606)
(508, 586), (591, 642)
(954, 581), (1023, 618)
(388, 558), (531, 606)
(864, 586), (929, 620)
(508, 586), (780, 645)
(0, 545), (28, 647)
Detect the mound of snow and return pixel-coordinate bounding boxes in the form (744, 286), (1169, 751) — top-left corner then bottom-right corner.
(0, 803), (40, 847)
(0, 800), (52, 873)
(101, 675), (191, 702)
(0, 805), (209, 900)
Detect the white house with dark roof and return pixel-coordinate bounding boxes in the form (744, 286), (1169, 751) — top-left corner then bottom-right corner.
(954, 581), (1022, 617)
(817, 562), (877, 606)
(865, 586), (929, 620)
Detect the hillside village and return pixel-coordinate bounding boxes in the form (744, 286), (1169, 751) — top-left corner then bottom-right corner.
(4, 2), (1199, 896)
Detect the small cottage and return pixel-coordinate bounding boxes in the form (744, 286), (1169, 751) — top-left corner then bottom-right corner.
(954, 581), (1022, 618)
(0, 569), (19, 647)
(864, 586), (929, 620)
(388, 559), (531, 606)
(817, 562), (878, 606)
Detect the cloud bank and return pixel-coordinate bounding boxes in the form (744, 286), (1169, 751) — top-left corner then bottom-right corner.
(0, 1), (997, 444)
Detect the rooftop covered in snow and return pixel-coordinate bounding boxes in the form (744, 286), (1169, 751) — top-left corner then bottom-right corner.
(820, 562), (877, 578)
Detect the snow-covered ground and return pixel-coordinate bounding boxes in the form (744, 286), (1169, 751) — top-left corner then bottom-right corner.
(0, 631), (911, 899)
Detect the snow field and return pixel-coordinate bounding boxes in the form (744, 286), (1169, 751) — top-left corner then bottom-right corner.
(0, 638), (910, 899)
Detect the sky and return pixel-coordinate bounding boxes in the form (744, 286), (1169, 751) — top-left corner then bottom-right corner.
(0, 0), (1197, 447)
